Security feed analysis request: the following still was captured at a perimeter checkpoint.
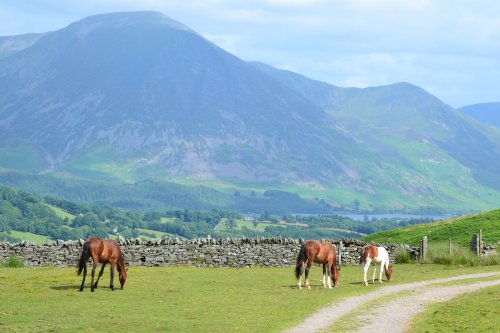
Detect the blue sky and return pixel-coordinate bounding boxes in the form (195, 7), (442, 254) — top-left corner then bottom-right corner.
(1, 0), (499, 107)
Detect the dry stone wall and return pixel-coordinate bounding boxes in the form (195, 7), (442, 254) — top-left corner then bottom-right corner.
(0, 237), (410, 268)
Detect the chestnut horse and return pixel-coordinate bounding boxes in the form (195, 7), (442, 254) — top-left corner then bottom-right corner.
(295, 240), (340, 289)
(360, 245), (392, 286)
(77, 237), (127, 292)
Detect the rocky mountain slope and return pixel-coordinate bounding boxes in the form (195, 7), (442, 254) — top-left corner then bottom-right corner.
(0, 11), (499, 212)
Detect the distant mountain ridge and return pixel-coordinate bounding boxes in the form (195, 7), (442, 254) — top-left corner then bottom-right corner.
(459, 103), (500, 128)
(0, 11), (499, 212)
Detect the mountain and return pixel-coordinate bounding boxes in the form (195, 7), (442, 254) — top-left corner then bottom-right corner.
(252, 63), (500, 208)
(0, 11), (499, 213)
(0, 11), (366, 186)
(459, 103), (500, 128)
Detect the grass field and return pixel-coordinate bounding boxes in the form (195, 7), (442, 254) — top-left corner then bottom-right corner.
(44, 203), (76, 221)
(0, 265), (498, 332)
(409, 284), (500, 333)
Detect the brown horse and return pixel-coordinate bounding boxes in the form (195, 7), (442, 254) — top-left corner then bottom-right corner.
(77, 237), (127, 292)
(295, 240), (341, 289)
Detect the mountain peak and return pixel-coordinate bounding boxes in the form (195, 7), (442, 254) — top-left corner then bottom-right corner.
(66, 11), (193, 37)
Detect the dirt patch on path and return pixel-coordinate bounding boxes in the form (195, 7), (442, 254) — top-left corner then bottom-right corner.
(284, 272), (500, 333)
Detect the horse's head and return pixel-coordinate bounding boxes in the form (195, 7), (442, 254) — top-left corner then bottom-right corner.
(119, 265), (128, 289)
(385, 264), (393, 282)
(331, 265), (341, 287)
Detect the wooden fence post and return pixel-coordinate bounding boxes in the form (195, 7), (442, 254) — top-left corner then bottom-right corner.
(338, 240), (342, 265)
(479, 229), (483, 257)
(421, 236), (428, 261)
(470, 234), (479, 256)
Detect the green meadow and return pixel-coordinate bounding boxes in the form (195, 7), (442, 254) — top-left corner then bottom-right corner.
(0, 265), (499, 332)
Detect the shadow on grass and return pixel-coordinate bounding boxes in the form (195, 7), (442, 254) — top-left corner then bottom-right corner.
(50, 285), (116, 291)
(50, 285), (77, 291)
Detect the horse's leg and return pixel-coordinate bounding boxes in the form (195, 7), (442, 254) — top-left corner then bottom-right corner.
(304, 261), (312, 289)
(378, 261), (384, 284)
(109, 262), (116, 291)
(322, 263), (327, 287)
(326, 262), (332, 289)
(79, 262), (87, 292)
(297, 261), (304, 289)
(90, 259), (98, 292)
(372, 262), (377, 284)
(93, 263), (106, 289)
(363, 259), (371, 286)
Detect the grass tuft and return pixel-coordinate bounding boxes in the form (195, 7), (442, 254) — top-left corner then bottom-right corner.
(1, 255), (25, 268)
(422, 243), (499, 266)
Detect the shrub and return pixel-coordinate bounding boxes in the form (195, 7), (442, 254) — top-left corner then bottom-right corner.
(1, 256), (25, 268)
(394, 247), (412, 264)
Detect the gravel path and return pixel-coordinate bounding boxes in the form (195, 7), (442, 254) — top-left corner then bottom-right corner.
(284, 272), (500, 333)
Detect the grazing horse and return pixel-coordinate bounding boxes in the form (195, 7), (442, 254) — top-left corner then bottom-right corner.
(295, 240), (341, 289)
(77, 237), (127, 292)
(360, 245), (392, 286)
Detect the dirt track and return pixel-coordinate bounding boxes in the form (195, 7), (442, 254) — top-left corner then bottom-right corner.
(284, 272), (500, 333)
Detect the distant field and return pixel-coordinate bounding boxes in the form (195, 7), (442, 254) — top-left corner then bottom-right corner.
(362, 209), (500, 246)
(7, 231), (51, 244)
(235, 219), (284, 232)
(44, 203), (76, 221)
(0, 265), (498, 332)
(135, 228), (176, 240)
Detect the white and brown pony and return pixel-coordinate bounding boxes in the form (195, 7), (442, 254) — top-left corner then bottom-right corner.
(295, 240), (340, 289)
(360, 245), (393, 286)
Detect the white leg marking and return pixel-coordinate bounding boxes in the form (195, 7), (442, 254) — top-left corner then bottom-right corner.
(379, 260), (384, 283)
(363, 259), (371, 286)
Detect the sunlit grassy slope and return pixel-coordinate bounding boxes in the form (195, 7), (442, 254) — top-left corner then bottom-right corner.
(362, 209), (500, 246)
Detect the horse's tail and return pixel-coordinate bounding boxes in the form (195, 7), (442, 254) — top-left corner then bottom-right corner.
(294, 244), (307, 279)
(77, 241), (90, 275)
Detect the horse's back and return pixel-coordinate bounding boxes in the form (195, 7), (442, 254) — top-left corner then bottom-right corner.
(376, 246), (389, 261)
(305, 240), (335, 263)
(84, 237), (122, 263)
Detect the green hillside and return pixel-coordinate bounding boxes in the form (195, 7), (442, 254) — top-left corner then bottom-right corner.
(362, 209), (500, 246)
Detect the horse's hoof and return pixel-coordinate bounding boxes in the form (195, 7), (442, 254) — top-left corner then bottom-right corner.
(306, 286), (311, 290)
(79, 288), (83, 292)
(91, 289), (95, 292)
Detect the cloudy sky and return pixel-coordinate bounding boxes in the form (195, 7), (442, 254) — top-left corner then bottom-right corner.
(1, 0), (499, 107)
